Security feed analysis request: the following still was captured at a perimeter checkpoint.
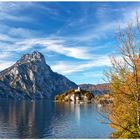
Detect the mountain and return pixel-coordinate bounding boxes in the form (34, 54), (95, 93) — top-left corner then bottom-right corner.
(79, 83), (110, 95)
(0, 51), (77, 100)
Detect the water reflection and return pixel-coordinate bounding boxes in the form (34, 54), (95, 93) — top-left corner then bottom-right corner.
(0, 100), (112, 138)
(75, 104), (80, 125)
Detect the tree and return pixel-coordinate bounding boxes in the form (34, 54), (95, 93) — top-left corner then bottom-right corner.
(105, 14), (140, 138)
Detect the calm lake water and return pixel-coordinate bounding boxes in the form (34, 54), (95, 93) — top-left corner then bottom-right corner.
(0, 100), (113, 138)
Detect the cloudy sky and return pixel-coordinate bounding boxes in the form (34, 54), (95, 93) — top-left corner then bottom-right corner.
(0, 2), (140, 84)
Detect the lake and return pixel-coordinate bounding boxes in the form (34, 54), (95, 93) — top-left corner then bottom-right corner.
(0, 100), (113, 138)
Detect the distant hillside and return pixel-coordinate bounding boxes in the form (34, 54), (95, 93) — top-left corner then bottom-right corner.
(79, 83), (110, 95)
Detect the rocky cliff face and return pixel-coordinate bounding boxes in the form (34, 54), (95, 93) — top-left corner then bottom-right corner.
(0, 51), (77, 99)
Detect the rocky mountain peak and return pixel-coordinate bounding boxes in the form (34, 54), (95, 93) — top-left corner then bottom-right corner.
(15, 51), (51, 72)
(17, 51), (46, 64)
(0, 51), (77, 100)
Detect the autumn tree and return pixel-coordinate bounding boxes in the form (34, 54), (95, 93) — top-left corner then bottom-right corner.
(106, 14), (140, 138)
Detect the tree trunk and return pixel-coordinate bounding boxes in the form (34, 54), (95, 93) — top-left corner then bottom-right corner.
(137, 96), (140, 127)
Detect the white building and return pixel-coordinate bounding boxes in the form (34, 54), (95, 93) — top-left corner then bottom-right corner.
(75, 87), (81, 92)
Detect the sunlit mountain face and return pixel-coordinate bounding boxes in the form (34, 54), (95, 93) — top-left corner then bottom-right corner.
(0, 51), (77, 99)
(0, 2), (139, 84)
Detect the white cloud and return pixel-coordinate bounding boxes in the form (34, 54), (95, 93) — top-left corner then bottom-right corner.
(8, 28), (38, 38)
(82, 71), (104, 78)
(0, 2), (135, 77)
(51, 55), (112, 74)
(0, 2), (67, 23)
(0, 34), (15, 42)
(0, 12), (31, 22)
(0, 2), (33, 22)
(0, 61), (15, 71)
(0, 23), (40, 39)
(72, 6), (140, 42)
(13, 38), (92, 59)
(0, 52), (12, 59)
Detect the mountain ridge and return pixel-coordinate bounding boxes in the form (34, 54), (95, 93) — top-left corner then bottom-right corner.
(0, 51), (77, 100)
(79, 83), (110, 95)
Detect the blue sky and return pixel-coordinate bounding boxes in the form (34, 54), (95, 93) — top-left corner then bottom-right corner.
(0, 2), (140, 84)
